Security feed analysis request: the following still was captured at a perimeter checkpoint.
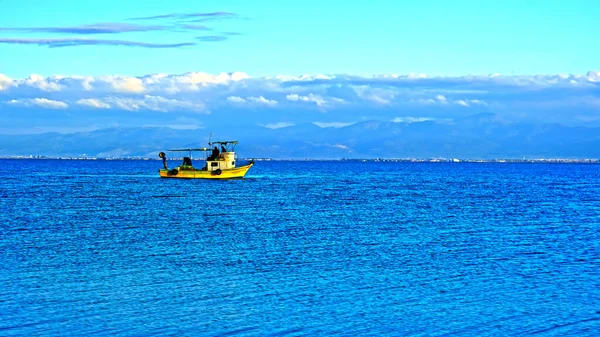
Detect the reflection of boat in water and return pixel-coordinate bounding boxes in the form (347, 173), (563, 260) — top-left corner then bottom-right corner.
(158, 140), (254, 179)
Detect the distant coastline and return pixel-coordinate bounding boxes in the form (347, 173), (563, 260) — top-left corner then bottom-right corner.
(2, 156), (600, 164)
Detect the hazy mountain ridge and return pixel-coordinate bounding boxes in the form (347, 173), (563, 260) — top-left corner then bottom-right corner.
(2, 114), (600, 159)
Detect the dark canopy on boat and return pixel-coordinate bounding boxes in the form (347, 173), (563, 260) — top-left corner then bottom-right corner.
(165, 148), (209, 152)
(164, 141), (239, 154)
(209, 141), (239, 145)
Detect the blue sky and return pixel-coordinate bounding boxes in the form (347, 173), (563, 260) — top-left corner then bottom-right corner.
(1, 0), (599, 77)
(0, 0), (599, 134)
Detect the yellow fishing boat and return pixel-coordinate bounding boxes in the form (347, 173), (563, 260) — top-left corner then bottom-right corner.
(158, 140), (254, 179)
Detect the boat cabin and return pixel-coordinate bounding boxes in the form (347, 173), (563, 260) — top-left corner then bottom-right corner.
(205, 141), (238, 172)
(161, 140), (240, 172)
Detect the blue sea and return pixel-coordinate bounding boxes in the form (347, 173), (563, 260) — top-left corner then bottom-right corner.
(1, 159), (599, 336)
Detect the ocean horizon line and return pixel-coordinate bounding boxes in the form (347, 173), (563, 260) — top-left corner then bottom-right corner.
(3, 156), (600, 163)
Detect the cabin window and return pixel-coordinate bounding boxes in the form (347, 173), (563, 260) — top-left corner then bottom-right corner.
(211, 162), (219, 167)
(232, 161), (235, 165)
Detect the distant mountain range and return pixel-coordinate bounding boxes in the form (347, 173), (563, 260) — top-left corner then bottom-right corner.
(2, 113), (600, 159)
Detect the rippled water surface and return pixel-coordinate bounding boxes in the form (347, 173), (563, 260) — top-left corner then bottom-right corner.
(1, 159), (600, 336)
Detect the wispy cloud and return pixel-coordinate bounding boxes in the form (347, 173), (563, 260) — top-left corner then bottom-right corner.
(312, 122), (356, 128)
(0, 22), (167, 35)
(77, 95), (206, 113)
(195, 35), (229, 42)
(248, 96), (278, 106)
(262, 122), (295, 129)
(195, 31), (242, 42)
(414, 95), (487, 107)
(179, 24), (212, 31)
(0, 38), (195, 48)
(6, 98), (68, 109)
(286, 93), (345, 107)
(77, 98), (111, 109)
(0, 11), (242, 49)
(227, 95), (278, 107)
(227, 96), (247, 104)
(391, 117), (436, 123)
(129, 12), (238, 21)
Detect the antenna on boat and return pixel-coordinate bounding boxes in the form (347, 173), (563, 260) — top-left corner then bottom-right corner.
(208, 132), (213, 146)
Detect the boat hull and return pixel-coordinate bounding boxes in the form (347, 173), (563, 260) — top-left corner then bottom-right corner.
(159, 162), (253, 179)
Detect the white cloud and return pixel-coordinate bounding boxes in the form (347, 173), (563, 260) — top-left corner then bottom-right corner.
(587, 71), (600, 82)
(368, 95), (391, 105)
(262, 122), (295, 129)
(407, 73), (427, 79)
(353, 86), (396, 105)
(286, 93), (344, 107)
(145, 72), (251, 93)
(0, 73), (16, 91)
(227, 96), (246, 103)
(469, 99), (486, 105)
(247, 96), (277, 106)
(102, 76), (145, 93)
(79, 76), (94, 91)
(231, 72), (251, 81)
(392, 117), (435, 123)
(72, 95), (204, 112)
(228, 95), (277, 106)
(287, 93), (326, 106)
(417, 98), (437, 105)
(416, 95), (486, 107)
(23, 74), (63, 92)
(273, 74), (332, 81)
(177, 72), (248, 85)
(100, 95), (205, 112)
(435, 95), (447, 104)
(6, 98), (68, 109)
(77, 98), (111, 109)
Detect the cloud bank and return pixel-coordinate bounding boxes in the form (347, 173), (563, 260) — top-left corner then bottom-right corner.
(1, 71), (599, 133)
